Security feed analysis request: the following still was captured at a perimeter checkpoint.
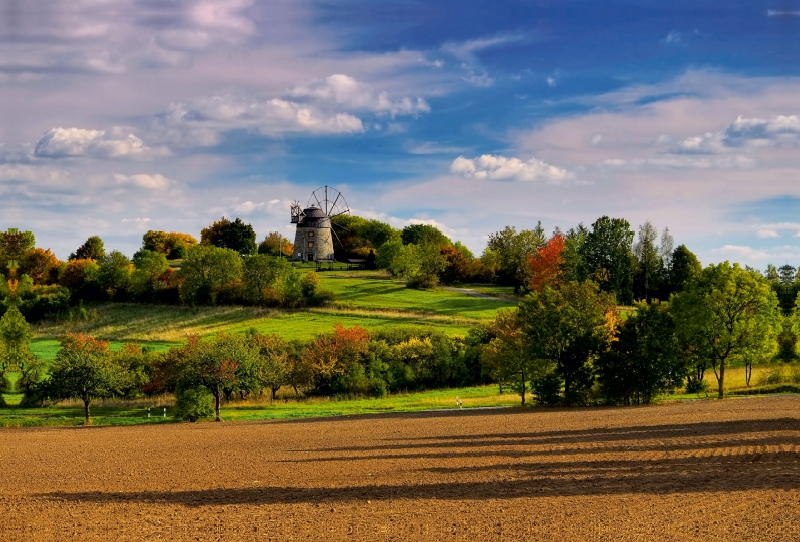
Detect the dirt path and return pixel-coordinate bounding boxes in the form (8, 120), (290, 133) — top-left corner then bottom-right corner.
(1, 397), (799, 541)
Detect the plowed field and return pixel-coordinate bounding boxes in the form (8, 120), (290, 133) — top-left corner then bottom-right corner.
(1, 397), (799, 541)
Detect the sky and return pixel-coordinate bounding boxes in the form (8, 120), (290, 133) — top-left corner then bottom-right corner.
(2, 0), (800, 268)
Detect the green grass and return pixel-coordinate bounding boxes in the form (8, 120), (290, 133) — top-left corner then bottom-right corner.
(319, 276), (513, 318)
(32, 303), (486, 344)
(0, 385), (519, 427)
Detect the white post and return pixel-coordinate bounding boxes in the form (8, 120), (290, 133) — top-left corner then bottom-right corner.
(147, 407), (150, 418)
(163, 407), (166, 418)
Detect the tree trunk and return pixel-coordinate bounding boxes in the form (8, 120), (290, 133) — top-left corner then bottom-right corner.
(214, 391), (222, 422)
(519, 369), (525, 406)
(84, 399), (91, 425)
(271, 386), (279, 401)
(717, 361), (725, 399)
(745, 362), (752, 387)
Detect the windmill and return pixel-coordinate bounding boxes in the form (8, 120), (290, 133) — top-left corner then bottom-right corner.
(290, 186), (350, 268)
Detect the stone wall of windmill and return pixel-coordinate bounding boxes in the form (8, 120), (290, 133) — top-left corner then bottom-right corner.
(291, 207), (335, 262)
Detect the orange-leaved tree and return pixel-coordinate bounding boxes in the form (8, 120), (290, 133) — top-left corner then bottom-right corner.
(528, 234), (565, 292)
(303, 324), (370, 393)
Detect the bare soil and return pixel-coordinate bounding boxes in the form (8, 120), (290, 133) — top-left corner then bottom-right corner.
(1, 397), (799, 541)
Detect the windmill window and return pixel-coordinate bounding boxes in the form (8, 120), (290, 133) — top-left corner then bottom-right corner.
(308, 241), (314, 248)
(308, 231), (315, 238)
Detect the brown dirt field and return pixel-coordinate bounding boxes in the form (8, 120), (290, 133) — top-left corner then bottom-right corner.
(1, 397), (799, 541)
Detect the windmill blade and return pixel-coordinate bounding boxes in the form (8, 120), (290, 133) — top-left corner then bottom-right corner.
(331, 226), (345, 248)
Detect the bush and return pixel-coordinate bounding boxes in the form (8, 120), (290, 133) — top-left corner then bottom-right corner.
(368, 377), (388, 398)
(531, 372), (562, 406)
(174, 386), (215, 422)
(685, 377), (709, 394)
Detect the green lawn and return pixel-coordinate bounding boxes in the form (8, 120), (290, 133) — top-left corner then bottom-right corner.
(320, 276), (513, 318)
(0, 385), (520, 427)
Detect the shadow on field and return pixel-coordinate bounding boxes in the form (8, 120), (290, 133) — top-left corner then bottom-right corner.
(40, 417), (800, 506)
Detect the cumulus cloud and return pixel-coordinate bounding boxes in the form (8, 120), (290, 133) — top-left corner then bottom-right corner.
(289, 74), (429, 117)
(670, 115), (800, 154)
(710, 244), (800, 265)
(450, 154), (570, 182)
(663, 31), (682, 44)
(149, 74), (432, 145)
(34, 127), (168, 158)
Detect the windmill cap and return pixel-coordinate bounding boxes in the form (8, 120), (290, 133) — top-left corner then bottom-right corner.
(303, 207), (328, 218)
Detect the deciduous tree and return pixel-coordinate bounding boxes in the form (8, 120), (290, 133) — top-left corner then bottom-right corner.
(47, 334), (119, 424)
(178, 245), (242, 305)
(518, 281), (617, 403)
(201, 217), (257, 256)
(528, 234), (565, 292)
(672, 262), (781, 398)
(579, 216), (635, 304)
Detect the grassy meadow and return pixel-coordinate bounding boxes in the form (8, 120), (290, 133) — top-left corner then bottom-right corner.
(4, 271), (797, 427)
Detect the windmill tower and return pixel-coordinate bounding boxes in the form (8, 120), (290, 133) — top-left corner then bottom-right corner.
(290, 186), (350, 266)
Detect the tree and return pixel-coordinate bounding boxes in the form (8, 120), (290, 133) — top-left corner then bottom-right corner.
(439, 245), (470, 285)
(98, 251), (132, 300)
(672, 262), (781, 398)
(518, 281), (617, 403)
(486, 224), (546, 292)
(258, 232), (294, 258)
(303, 324), (371, 395)
(0, 228), (36, 270)
(242, 254), (292, 305)
(47, 334), (120, 424)
(142, 230), (198, 259)
(632, 221), (665, 302)
(389, 243), (446, 288)
(400, 223), (451, 247)
(579, 216), (635, 304)
(596, 301), (685, 404)
(560, 224), (588, 282)
(19, 248), (60, 285)
(129, 250), (170, 301)
(528, 234), (565, 292)
(249, 332), (290, 400)
(201, 217), (256, 256)
(668, 245), (701, 295)
(175, 333), (260, 421)
(58, 259), (101, 299)
(178, 245), (243, 305)
(482, 309), (540, 405)
(71, 236), (105, 261)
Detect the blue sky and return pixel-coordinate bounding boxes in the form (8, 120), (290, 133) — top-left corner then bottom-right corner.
(2, 0), (800, 267)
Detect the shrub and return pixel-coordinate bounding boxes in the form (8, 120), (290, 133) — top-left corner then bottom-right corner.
(685, 377), (709, 394)
(368, 377), (388, 398)
(174, 385), (215, 422)
(531, 372), (562, 406)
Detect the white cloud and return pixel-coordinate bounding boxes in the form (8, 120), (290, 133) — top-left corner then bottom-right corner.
(440, 34), (526, 63)
(112, 173), (171, 190)
(150, 75), (427, 146)
(600, 155), (755, 170)
(289, 74), (429, 117)
(757, 229), (780, 238)
(405, 141), (470, 155)
(663, 31), (682, 44)
(670, 115), (800, 154)
(121, 217), (151, 223)
(234, 201), (266, 214)
(153, 94), (365, 146)
(710, 244), (800, 265)
(767, 10), (800, 16)
(34, 127), (168, 158)
(450, 154), (570, 182)
(546, 77), (556, 87)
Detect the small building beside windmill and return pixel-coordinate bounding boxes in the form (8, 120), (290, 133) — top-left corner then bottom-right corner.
(291, 206), (335, 262)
